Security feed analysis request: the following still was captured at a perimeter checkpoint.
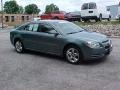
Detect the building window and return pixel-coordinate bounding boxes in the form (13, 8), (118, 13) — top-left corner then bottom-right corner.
(5, 16), (9, 22)
(22, 16), (25, 21)
(26, 16), (29, 20)
(11, 16), (15, 22)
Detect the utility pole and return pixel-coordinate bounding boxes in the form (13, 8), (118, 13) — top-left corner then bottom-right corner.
(1, 0), (3, 28)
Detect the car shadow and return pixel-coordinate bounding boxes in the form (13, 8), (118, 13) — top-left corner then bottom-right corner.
(24, 50), (67, 63)
(80, 57), (108, 65)
(13, 49), (108, 65)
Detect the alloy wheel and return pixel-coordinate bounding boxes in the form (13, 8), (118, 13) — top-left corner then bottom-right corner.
(15, 41), (23, 53)
(66, 48), (80, 63)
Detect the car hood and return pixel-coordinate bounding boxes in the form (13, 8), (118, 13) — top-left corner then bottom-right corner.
(67, 31), (108, 42)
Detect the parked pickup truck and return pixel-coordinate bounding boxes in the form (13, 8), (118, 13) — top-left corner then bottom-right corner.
(40, 11), (66, 20)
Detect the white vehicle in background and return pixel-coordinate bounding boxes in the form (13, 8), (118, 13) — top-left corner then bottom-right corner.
(81, 2), (111, 22)
(33, 18), (41, 21)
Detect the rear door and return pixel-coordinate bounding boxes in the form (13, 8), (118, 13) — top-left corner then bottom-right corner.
(81, 3), (89, 17)
(19, 23), (40, 50)
(81, 3), (98, 17)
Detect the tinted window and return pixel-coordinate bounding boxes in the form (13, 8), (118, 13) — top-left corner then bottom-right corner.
(17, 23), (39, 32)
(29, 24), (34, 31)
(33, 24), (39, 32)
(89, 3), (96, 9)
(39, 24), (56, 33)
(81, 3), (88, 10)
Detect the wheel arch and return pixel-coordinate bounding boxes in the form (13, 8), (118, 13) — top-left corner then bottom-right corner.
(13, 38), (21, 46)
(63, 43), (83, 58)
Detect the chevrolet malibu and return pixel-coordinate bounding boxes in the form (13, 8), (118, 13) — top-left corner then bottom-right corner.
(10, 20), (112, 64)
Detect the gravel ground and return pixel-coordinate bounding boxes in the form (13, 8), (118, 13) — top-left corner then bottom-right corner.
(81, 24), (120, 38)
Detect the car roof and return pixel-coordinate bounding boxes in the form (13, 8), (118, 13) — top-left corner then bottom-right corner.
(31, 20), (68, 24)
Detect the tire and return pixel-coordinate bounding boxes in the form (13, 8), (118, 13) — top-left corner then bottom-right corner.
(95, 18), (98, 22)
(99, 14), (102, 22)
(78, 18), (81, 22)
(14, 40), (24, 53)
(108, 16), (111, 21)
(64, 45), (83, 64)
(83, 19), (89, 22)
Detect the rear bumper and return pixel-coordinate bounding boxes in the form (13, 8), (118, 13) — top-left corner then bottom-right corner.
(81, 16), (97, 20)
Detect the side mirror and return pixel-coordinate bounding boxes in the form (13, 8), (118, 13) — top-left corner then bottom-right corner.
(48, 32), (59, 36)
(47, 30), (59, 36)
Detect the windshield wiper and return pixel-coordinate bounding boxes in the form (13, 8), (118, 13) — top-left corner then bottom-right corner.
(67, 30), (83, 34)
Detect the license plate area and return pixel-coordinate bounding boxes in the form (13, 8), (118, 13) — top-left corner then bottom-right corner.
(89, 11), (93, 13)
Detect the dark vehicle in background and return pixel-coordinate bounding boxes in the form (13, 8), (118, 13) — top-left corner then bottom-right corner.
(10, 20), (112, 64)
(65, 12), (81, 22)
(41, 11), (66, 20)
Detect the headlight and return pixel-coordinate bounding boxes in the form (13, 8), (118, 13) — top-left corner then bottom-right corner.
(85, 41), (101, 48)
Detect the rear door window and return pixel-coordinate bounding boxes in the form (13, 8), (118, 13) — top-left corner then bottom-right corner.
(17, 23), (39, 32)
(81, 3), (88, 10)
(33, 24), (39, 32)
(28, 24), (34, 31)
(89, 3), (96, 9)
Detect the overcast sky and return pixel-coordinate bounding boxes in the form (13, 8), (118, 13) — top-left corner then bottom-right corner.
(2, 0), (120, 13)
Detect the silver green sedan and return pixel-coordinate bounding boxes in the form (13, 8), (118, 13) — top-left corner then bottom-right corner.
(10, 20), (112, 64)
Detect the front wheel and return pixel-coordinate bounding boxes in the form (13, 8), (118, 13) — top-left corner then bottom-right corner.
(65, 45), (83, 64)
(14, 40), (24, 53)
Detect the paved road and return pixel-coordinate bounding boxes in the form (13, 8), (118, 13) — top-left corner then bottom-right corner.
(0, 30), (120, 90)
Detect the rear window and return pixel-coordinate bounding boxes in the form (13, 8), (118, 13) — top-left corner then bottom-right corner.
(81, 3), (88, 10)
(89, 3), (97, 9)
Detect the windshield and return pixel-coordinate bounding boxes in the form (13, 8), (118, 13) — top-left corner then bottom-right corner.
(53, 21), (84, 34)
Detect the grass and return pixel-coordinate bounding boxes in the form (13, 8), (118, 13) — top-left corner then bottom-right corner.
(74, 20), (120, 26)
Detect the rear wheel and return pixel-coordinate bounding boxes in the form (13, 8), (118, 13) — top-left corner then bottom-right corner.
(83, 19), (89, 22)
(64, 45), (83, 64)
(78, 18), (81, 22)
(108, 16), (111, 21)
(98, 14), (102, 22)
(14, 40), (24, 53)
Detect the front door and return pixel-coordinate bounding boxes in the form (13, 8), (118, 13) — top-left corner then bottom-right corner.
(35, 23), (62, 55)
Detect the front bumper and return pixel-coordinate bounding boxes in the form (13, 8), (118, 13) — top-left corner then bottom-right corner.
(82, 40), (113, 60)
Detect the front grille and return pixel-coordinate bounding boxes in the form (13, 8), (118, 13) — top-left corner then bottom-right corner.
(102, 40), (111, 50)
(105, 45), (110, 49)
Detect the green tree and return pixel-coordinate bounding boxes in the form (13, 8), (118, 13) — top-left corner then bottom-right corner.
(45, 3), (59, 14)
(18, 6), (24, 14)
(4, 0), (19, 14)
(25, 4), (40, 14)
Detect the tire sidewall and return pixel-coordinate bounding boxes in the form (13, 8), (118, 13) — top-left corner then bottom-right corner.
(15, 40), (24, 53)
(64, 45), (83, 64)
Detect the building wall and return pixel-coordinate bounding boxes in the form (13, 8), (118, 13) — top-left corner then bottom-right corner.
(0, 14), (40, 26)
(107, 5), (119, 19)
